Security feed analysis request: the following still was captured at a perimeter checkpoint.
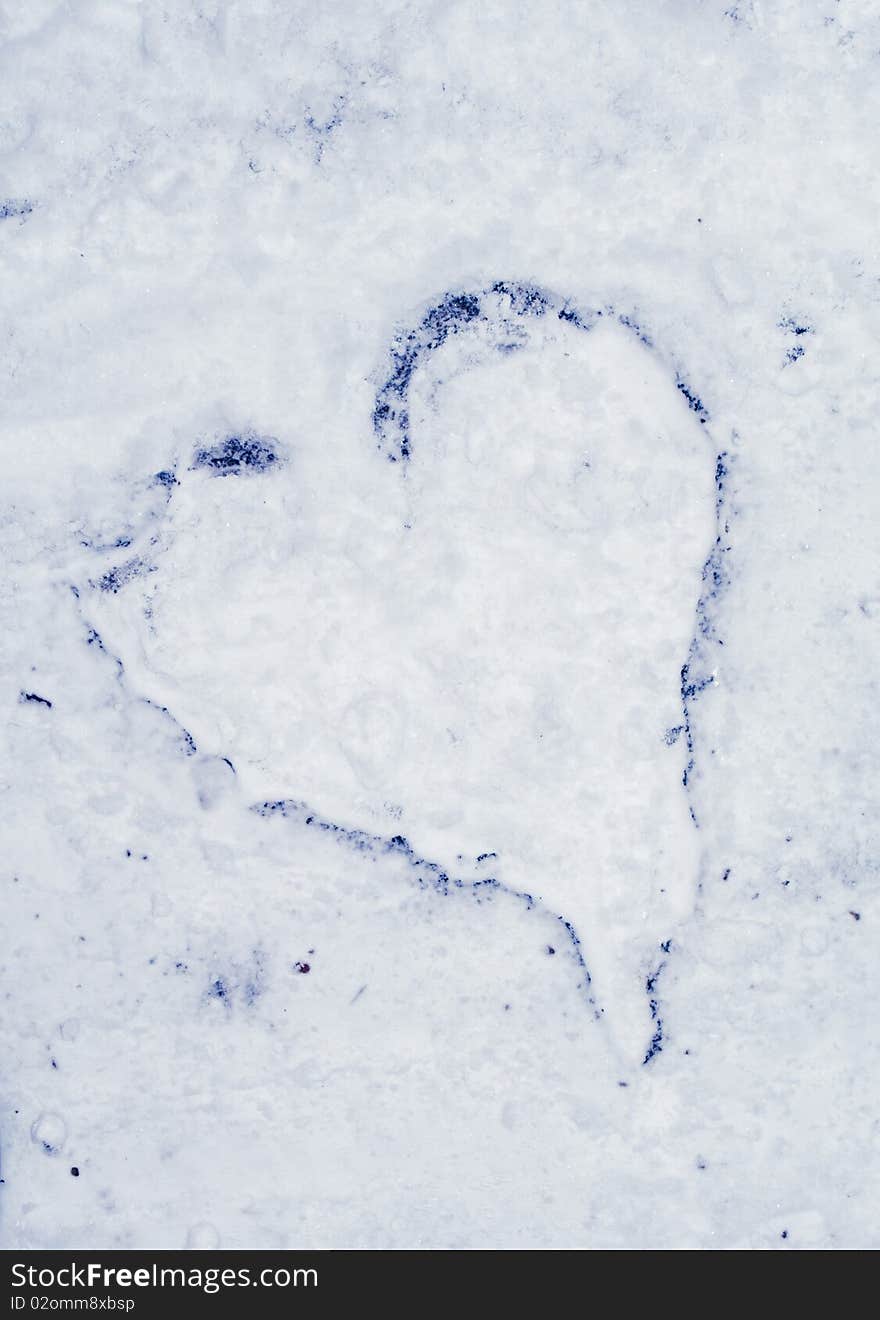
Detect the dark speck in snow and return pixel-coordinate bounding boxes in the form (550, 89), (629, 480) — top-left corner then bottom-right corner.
(294, 961), (311, 975)
(94, 557), (154, 594)
(675, 374), (709, 422)
(192, 434), (281, 477)
(779, 316), (813, 336)
(70, 1167), (80, 1177)
(0, 199), (33, 221)
(19, 691), (52, 708)
(490, 280), (549, 317)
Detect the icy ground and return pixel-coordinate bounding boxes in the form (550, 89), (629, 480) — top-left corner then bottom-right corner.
(1, 0), (879, 1249)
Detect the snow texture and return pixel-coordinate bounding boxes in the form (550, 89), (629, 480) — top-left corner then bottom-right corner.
(1, 0), (879, 1250)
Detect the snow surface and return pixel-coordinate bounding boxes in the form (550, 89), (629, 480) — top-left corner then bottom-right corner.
(1, 0), (879, 1249)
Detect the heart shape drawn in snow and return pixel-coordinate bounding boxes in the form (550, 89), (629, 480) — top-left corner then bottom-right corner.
(73, 280), (731, 1067)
